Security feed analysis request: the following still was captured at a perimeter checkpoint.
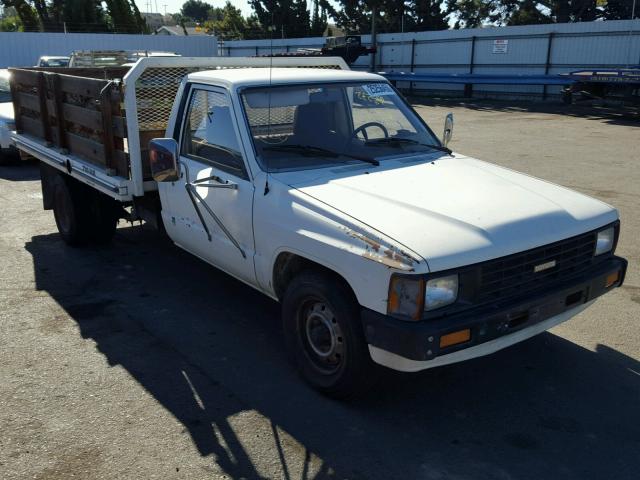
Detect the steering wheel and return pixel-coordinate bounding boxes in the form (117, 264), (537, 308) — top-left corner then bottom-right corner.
(351, 122), (389, 141)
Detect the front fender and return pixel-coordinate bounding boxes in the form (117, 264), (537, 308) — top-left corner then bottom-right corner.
(253, 177), (428, 314)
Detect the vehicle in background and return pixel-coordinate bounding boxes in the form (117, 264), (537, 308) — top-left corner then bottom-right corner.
(257, 35), (375, 66)
(0, 69), (18, 163)
(8, 57), (628, 398)
(36, 56), (70, 68)
(562, 67), (640, 105)
(68, 50), (180, 68)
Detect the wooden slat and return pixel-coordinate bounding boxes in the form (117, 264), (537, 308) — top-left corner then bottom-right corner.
(62, 103), (103, 130)
(58, 75), (110, 98)
(21, 116), (44, 138)
(48, 74), (68, 150)
(37, 73), (52, 144)
(18, 92), (40, 112)
(9, 68), (39, 86)
(112, 116), (126, 138)
(67, 133), (105, 166)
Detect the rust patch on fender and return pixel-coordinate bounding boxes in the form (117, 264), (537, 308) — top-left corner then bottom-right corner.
(346, 230), (416, 271)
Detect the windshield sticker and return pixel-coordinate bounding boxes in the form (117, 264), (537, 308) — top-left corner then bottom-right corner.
(361, 83), (394, 97)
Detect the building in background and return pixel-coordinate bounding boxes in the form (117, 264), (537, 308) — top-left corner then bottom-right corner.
(156, 24), (211, 36)
(142, 12), (164, 31)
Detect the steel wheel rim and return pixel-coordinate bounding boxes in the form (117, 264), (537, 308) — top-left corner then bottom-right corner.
(301, 301), (344, 374)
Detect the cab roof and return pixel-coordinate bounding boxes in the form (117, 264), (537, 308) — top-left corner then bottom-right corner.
(187, 67), (386, 89)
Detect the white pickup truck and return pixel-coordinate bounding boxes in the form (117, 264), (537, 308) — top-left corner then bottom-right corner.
(10, 57), (627, 398)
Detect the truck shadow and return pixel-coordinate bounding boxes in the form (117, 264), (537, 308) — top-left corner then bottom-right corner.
(25, 225), (640, 480)
(0, 159), (40, 181)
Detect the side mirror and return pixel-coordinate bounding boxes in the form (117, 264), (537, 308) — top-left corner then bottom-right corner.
(442, 113), (454, 147)
(149, 138), (179, 182)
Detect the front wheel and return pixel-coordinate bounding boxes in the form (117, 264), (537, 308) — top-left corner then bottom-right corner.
(282, 271), (376, 399)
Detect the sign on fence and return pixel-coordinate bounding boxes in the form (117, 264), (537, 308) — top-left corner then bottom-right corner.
(492, 39), (509, 54)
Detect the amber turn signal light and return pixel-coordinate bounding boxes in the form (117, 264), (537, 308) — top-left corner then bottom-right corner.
(439, 329), (471, 349)
(605, 271), (620, 288)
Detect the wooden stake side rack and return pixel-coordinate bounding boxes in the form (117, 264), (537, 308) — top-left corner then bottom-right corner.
(9, 66), (130, 178)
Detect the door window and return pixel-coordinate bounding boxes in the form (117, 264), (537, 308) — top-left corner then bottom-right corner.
(181, 89), (246, 177)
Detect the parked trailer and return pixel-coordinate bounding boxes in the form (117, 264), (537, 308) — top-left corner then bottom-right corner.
(561, 68), (640, 105)
(9, 56), (627, 398)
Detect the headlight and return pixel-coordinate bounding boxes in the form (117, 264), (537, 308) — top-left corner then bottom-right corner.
(595, 227), (615, 256)
(425, 274), (458, 311)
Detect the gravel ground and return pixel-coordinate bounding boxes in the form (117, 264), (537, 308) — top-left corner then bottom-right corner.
(1, 100), (638, 480)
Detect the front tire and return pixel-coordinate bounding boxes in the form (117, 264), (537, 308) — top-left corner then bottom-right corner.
(282, 270), (376, 399)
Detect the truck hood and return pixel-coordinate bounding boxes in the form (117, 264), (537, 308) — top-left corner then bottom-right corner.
(281, 154), (617, 272)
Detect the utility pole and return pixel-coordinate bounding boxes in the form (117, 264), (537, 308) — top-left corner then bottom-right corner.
(370, 4), (377, 72)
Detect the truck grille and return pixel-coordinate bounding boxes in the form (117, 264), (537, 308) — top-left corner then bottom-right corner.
(477, 230), (597, 303)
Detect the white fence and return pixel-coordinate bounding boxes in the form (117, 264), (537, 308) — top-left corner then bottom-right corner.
(0, 32), (218, 68)
(221, 19), (640, 99)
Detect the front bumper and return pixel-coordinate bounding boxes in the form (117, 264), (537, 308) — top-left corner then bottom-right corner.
(362, 255), (627, 372)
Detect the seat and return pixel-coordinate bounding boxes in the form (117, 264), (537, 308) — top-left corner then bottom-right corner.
(293, 101), (339, 148)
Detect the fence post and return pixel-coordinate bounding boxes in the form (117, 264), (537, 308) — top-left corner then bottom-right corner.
(370, 5), (377, 72)
(543, 32), (554, 100)
(409, 38), (416, 95)
(464, 35), (476, 98)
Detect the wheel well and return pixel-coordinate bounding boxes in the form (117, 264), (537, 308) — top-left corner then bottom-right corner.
(272, 252), (357, 303)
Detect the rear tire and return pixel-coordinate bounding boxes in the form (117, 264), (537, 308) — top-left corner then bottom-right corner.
(52, 175), (118, 246)
(282, 270), (377, 399)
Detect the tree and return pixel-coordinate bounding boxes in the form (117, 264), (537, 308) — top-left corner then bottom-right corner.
(310, 0), (328, 36)
(605, 0), (640, 20)
(0, 16), (21, 30)
(1, 0), (39, 30)
(411, 0), (448, 30)
(248, 0), (312, 38)
(62, 0), (108, 32)
(180, 0), (211, 22)
(205, 1), (247, 39)
(103, 0), (147, 33)
(0, 0), (147, 32)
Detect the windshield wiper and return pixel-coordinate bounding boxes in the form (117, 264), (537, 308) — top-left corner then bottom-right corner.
(262, 144), (379, 166)
(364, 137), (452, 156)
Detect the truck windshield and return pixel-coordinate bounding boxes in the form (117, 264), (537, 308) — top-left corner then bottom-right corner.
(241, 81), (441, 172)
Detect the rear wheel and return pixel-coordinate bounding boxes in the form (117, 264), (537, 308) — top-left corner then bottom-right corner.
(282, 270), (376, 399)
(52, 175), (119, 246)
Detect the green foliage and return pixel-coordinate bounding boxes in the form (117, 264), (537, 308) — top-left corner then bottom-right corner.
(205, 1), (247, 39)
(0, 13), (23, 30)
(0, 0), (147, 32)
(180, 0), (211, 22)
(248, 0), (312, 38)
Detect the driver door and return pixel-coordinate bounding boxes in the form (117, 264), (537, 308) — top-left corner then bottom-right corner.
(159, 85), (256, 284)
